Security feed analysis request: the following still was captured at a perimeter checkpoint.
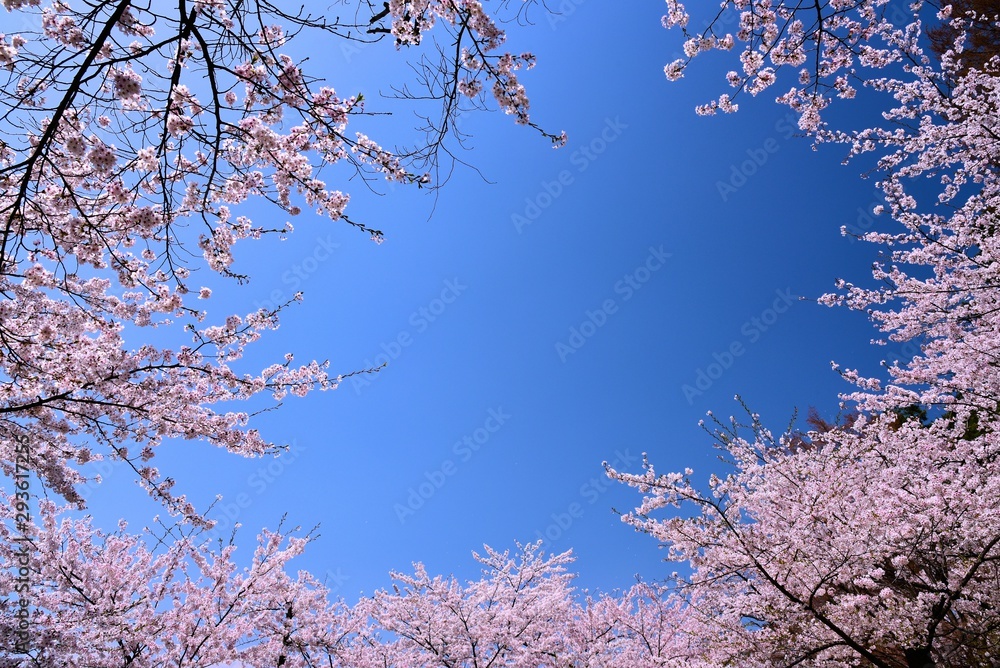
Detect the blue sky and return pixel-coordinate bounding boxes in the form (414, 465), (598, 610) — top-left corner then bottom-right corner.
(77, 1), (903, 601)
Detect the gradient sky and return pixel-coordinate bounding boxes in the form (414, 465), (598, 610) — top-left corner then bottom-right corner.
(74, 2), (906, 603)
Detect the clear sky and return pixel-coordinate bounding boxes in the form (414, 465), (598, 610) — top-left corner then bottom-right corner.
(77, 2), (901, 602)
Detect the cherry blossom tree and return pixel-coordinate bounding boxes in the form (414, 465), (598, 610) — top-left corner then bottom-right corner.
(360, 542), (579, 665)
(0, 502), (686, 667)
(0, 498), (371, 666)
(0, 0), (561, 520)
(0, 1), (575, 663)
(655, 0), (1000, 506)
(609, 406), (1000, 667)
(607, 2), (1000, 666)
(359, 545), (693, 665)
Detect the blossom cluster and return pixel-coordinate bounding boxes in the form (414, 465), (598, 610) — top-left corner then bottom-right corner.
(0, 33), (25, 69)
(658, 0), (915, 130)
